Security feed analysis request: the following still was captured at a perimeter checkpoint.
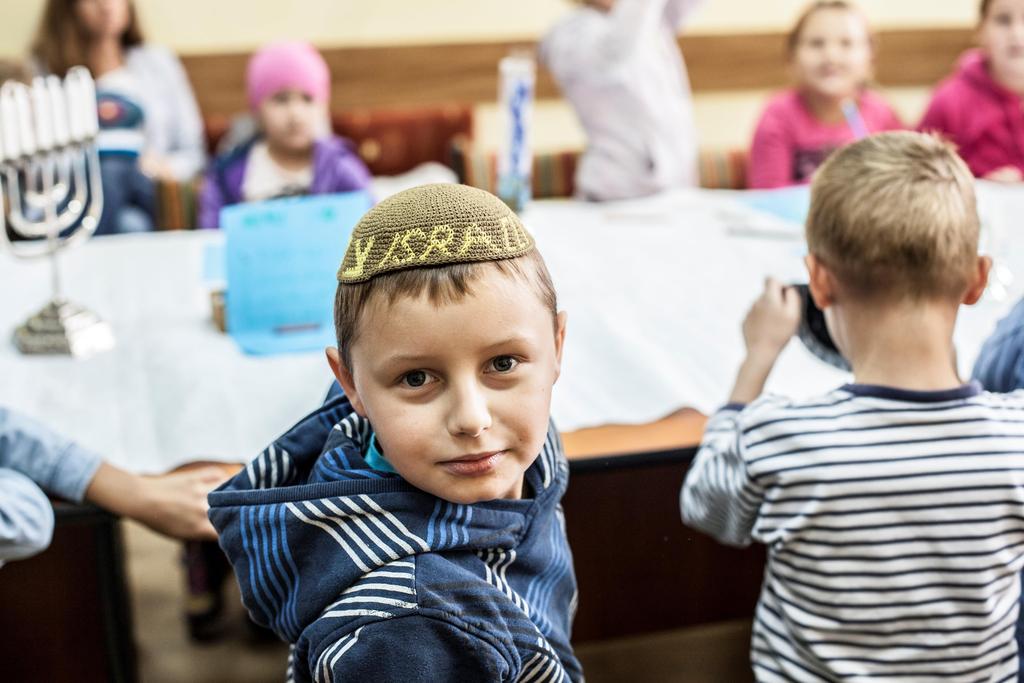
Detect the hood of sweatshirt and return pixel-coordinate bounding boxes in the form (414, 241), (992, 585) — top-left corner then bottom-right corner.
(957, 48), (1017, 104)
(207, 393), (571, 644)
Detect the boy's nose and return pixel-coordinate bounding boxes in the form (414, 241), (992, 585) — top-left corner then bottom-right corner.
(446, 383), (492, 438)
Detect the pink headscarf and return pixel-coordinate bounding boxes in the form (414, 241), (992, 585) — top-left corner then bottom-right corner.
(246, 41), (330, 111)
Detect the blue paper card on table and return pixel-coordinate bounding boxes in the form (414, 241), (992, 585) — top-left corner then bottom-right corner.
(737, 185), (811, 226)
(222, 191), (372, 355)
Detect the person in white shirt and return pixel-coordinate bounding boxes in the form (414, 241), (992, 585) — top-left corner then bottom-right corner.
(540, 0), (705, 201)
(30, 0), (206, 234)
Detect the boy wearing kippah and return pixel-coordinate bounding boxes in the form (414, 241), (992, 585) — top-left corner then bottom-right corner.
(209, 184), (582, 681)
(682, 132), (1024, 681)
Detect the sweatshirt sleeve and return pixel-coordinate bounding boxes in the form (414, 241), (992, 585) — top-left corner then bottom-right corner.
(747, 100), (795, 189)
(197, 166), (227, 229)
(972, 300), (1024, 393)
(663, 0), (705, 30)
(0, 468), (55, 563)
(152, 46), (207, 181)
(330, 149), (373, 194)
(309, 616), (511, 681)
(0, 407), (102, 503)
(680, 405), (762, 547)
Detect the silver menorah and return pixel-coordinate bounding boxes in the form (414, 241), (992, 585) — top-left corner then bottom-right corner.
(0, 66), (114, 357)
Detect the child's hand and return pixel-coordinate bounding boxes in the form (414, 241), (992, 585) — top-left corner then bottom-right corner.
(729, 278), (802, 404)
(128, 467), (228, 540)
(87, 462), (227, 540)
(742, 278), (802, 360)
(983, 166), (1024, 183)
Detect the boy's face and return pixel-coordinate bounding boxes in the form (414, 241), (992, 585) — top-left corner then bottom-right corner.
(791, 8), (872, 100)
(981, 0), (1024, 79)
(258, 89), (322, 155)
(329, 266), (567, 505)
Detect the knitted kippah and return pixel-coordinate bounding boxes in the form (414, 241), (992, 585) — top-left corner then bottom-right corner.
(337, 183), (536, 283)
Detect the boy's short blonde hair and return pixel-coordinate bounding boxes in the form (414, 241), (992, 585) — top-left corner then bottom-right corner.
(807, 131), (979, 301)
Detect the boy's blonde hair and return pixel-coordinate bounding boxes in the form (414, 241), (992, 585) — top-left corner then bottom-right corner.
(806, 131), (979, 301)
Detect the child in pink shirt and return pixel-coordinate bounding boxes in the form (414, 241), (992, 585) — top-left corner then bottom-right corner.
(747, 1), (903, 189)
(919, 0), (1024, 182)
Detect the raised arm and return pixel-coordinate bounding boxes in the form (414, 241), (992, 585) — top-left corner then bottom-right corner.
(663, 0), (706, 31)
(542, 0), (674, 77)
(154, 47), (207, 181)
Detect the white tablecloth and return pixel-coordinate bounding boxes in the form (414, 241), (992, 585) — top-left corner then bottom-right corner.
(2, 186), (1021, 473)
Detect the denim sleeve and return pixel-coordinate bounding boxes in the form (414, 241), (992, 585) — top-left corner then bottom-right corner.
(0, 468), (55, 563)
(973, 298), (1024, 393)
(0, 407), (103, 502)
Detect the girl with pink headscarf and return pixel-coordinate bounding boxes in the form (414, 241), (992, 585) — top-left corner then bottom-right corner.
(198, 41), (371, 229)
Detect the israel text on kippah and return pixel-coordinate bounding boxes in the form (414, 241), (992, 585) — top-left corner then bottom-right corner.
(338, 184), (535, 283)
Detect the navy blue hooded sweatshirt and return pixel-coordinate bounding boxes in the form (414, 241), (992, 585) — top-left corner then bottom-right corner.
(209, 393), (583, 682)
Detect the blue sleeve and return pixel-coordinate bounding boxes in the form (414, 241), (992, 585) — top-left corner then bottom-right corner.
(0, 468), (55, 563)
(680, 405), (762, 547)
(973, 299), (1024, 393)
(309, 616), (511, 682)
(0, 407), (102, 502)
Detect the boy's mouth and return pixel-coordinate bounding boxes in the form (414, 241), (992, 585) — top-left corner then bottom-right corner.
(439, 451), (506, 477)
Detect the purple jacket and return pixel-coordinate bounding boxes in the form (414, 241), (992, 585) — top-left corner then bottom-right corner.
(198, 135), (372, 229)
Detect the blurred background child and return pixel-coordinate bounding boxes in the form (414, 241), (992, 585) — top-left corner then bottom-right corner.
(30, 0), (205, 234)
(197, 41), (371, 229)
(747, 1), (902, 188)
(540, 0), (704, 201)
(919, 0), (1024, 182)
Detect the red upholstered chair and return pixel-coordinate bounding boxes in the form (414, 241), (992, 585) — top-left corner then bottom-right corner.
(334, 105), (473, 177)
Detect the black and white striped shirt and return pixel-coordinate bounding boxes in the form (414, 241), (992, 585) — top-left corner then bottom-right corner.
(681, 382), (1024, 682)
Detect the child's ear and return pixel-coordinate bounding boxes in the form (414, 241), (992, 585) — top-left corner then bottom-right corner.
(552, 311), (568, 381)
(326, 347), (367, 416)
(962, 256), (992, 306)
(805, 254), (836, 310)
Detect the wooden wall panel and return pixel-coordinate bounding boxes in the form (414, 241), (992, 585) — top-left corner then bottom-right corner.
(179, 27), (973, 117)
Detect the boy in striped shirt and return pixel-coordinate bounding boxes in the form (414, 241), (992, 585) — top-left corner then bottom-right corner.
(682, 131), (1024, 681)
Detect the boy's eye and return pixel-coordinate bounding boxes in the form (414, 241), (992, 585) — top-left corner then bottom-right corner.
(489, 356), (519, 373)
(401, 370), (432, 388)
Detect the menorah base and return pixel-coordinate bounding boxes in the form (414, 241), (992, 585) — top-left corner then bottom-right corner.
(13, 300), (115, 357)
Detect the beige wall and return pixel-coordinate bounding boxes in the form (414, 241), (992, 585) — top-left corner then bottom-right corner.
(1, 0), (980, 58)
(0, 0), (979, 152)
